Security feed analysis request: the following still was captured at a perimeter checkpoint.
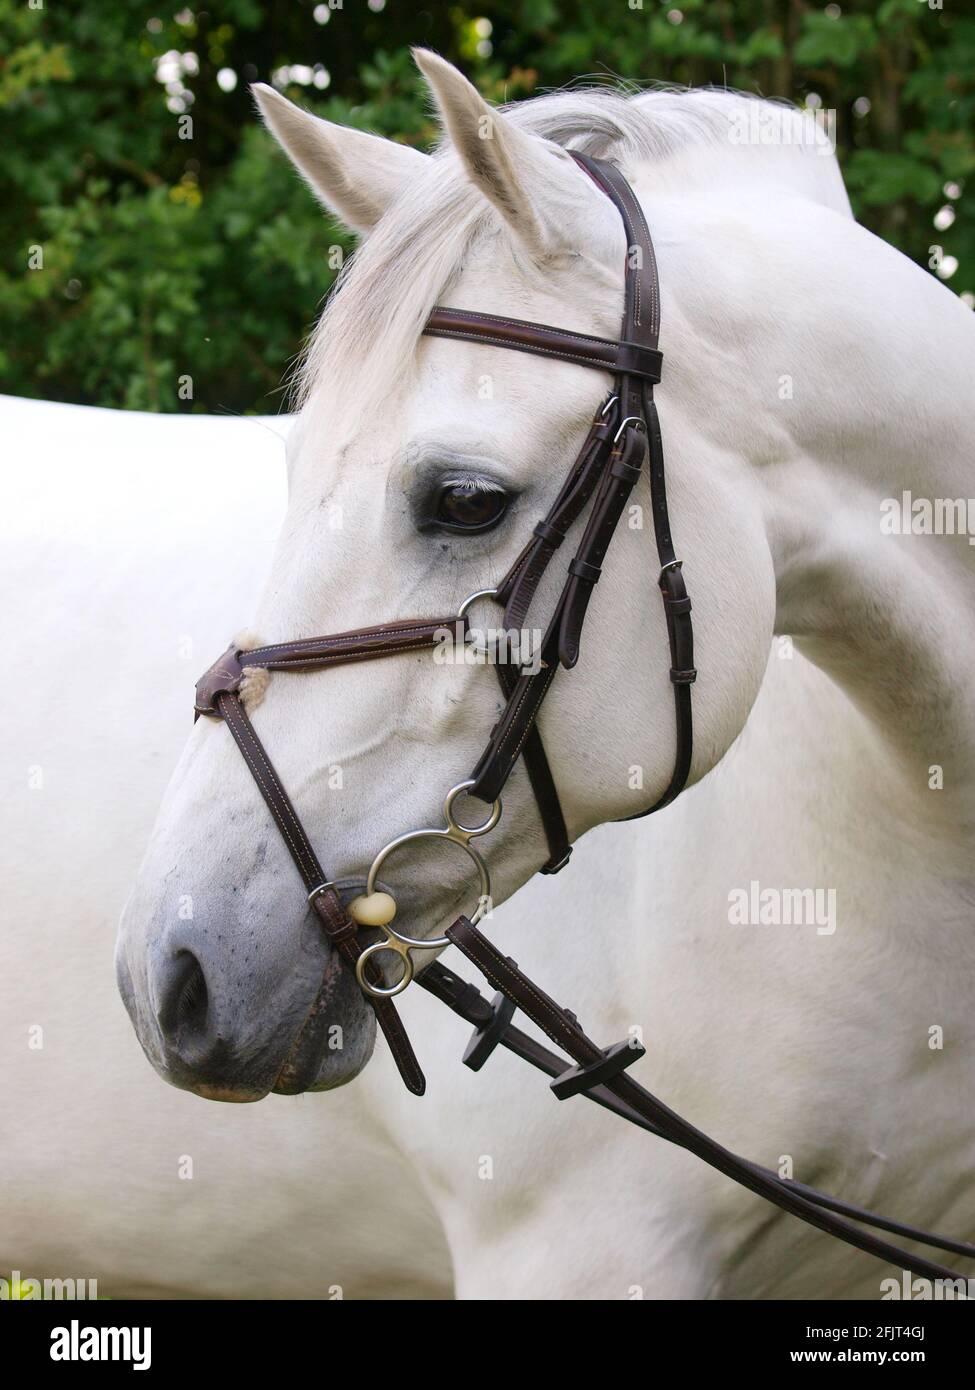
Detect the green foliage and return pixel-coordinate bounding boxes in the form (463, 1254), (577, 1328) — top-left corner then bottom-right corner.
(0, 0), (970, 413)
(793, 12), (872, 67)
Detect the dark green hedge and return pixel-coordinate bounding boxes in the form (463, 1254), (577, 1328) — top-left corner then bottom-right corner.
(1, 0), (970, 413)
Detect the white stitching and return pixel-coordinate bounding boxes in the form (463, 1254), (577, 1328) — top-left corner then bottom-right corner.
(243, 623), (445, 663)
(427, 326), (661, 381)
(256, 640), (437, 671)
(507, 667), (557, 765)
(221, 698), (321, 883)
(455, 928), (595, 1057)
(428, 309), (612, 348)
(585, 162), (659, 338)
(426, 329), (615, 375)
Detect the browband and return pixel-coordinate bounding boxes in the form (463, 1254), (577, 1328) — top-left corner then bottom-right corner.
(424, 307), (664, 384)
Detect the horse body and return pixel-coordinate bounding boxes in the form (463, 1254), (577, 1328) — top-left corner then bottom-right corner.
(2, 395), (450, 1298)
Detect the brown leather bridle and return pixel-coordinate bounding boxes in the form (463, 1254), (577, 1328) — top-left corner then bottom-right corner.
(194, 155), (974, 1283)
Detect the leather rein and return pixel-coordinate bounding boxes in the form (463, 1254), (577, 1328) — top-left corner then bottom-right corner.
(194, 154), (974, 1283)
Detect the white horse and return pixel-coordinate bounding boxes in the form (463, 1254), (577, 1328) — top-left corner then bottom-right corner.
(2, 394), (450, 1299)
(117, 52), (975, 1299)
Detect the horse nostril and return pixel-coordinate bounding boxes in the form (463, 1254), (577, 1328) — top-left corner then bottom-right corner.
(157, 949), (210, 1046)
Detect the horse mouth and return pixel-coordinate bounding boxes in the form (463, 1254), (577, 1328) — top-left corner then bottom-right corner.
(272, 878), (380, 1095)
(271, 979), (375, 1094)
(193, 1081), (268, 1103)
(271, 966), (347, 1094)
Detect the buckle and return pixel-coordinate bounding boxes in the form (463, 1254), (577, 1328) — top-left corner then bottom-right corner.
(307, 881), (339, 903)
(613, 414), (646, 444)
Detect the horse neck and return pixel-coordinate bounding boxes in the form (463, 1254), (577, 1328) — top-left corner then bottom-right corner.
(735, 203), (975, 831)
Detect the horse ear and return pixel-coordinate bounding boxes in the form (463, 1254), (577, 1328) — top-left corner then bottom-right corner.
(413, 49), (593, 258)
(251, 83), (428, 233)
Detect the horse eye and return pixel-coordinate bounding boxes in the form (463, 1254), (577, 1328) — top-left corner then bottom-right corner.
(433, 482), (509, 533)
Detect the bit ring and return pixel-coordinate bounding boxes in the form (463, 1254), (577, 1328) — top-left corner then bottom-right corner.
(354, 780), (501, 997)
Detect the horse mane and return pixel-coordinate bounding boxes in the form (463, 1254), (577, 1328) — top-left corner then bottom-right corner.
(295, 85), (844, 422)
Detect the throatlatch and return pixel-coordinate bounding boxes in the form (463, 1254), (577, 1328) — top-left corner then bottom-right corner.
(194, 154), (974, 1281)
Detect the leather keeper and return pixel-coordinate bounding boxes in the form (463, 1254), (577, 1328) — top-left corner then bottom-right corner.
(609, 456), (643, 484)
(616, 342), (663, 383)
(310, 891), (357, 945)
(540, 845), (573, 874)
(670, 667), (698, 685)
(568, 557), (601, 584)
(533, 520), (566, 547)
(663, 594), (693, 615)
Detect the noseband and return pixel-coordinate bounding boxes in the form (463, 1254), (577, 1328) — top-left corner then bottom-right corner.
(195, 155), (974, 1283)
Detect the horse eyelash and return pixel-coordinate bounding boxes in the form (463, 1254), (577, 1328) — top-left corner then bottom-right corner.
(438, 472), (508, 495)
